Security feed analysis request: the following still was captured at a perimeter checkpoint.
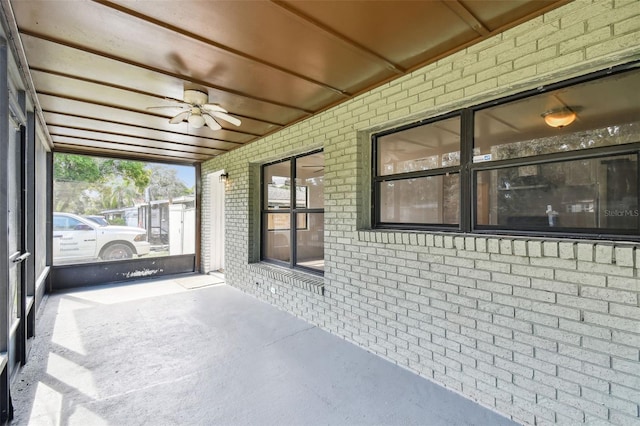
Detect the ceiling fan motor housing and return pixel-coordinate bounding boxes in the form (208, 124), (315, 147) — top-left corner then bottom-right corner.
(183, 89), (209, 105)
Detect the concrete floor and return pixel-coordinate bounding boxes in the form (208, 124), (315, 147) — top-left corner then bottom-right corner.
(10, 274), (516, 426)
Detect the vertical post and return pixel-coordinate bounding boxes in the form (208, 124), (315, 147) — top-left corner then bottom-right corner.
(25, 112), (35, 342)
(0, 37), (13, 423)
(195, 163), (201, 272)
(460, 109), (473, 233)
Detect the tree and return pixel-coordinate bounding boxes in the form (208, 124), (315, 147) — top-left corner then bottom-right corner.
(100, 159), (151, 192)
(54, 154), (152, 213)
(147, 164), (193, 202)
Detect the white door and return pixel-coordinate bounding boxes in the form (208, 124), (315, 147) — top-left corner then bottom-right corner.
(209, 171), (226, 272)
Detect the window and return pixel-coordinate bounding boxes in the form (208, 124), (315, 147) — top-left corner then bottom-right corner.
(53, 153), (196, 265)
(373, 63), (640, 240)
(373, 115), (462, 228)
(262, 150), (324, 273)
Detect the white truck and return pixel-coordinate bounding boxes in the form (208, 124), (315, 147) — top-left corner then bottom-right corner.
(53, 212), (151, 263)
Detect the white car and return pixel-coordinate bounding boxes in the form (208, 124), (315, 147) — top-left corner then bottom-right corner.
(53, 212), (151, 263)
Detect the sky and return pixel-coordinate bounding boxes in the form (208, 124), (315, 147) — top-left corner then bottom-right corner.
(172, 164), (196, 188)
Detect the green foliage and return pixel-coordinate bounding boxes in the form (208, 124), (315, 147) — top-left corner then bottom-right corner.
(54, 154), (101, 183)
(100, 159), (151, 192)
(109, 217), (126, 226)
(53, 154), (193, 215)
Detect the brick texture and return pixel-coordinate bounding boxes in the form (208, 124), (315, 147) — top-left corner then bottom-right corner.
(201, 1), (640, 424)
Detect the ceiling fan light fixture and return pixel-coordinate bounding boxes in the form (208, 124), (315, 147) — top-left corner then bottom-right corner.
(542, 107), (577, 128)
(188, 112), (205, 128)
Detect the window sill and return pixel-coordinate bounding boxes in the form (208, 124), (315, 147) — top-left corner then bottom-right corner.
(248, 263), (325, 296)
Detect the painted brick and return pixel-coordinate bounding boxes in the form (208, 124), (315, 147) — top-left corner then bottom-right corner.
(513, 240), (527, 257)
(537, 50), (586, 76)
(581, 286), (637, 305)
(527, 241), (543, 258)
(577, 243), (595, 261)
(557, 294), (608, 314)
(584, 311), (640, 334)
(514, 287), (556, 303)
(538, 397), (585, 422)
(608, 276), (640, 292)
(555, 270), (607, 287)
(559, 319), (611, 339)
(514, 331), (558, 353)
(201, 2), (640, 424)
(533, 370), (580, 396)
(612, 330), (640, 350)
(609, 411), (640, 426)
(582, 337), (639, 361)
(582, 363), (640, 390)
(558, 344), (610, 367)
(535, 324), (581, 346)
(533, 278), (578, 295)
(612, 358), (640, 378)
(558, 390), (609, 419)
(615, 246), (635, 268)
(611, 383), (640, 407)
(578, 260), (635, 278)
(587, 30), (640, 60)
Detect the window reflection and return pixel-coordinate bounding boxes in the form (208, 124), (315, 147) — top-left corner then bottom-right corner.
(377, 116), (460, 176)
(474, 71), (640, 162)
(296, 212), (324, 272)
(380, 174), (459, 225)
(262, 151), (324, 273)
(264, 213), (291, 262)
(477, 155), (638, 230)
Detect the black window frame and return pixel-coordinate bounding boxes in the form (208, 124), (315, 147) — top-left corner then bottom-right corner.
(372, 61), (640, 241)
(261, 149), (324, 275)
(372, 110), (469, 231)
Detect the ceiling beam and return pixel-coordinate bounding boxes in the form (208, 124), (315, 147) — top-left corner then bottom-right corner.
(52, 134), (212, 161)
(18, 29), (316, 115)
(36, 90), (259, 141)
(270, 0), (405, 76)
(443, 1), (490, 36)
(31, 68), (287, 129)
(48, 123), (230, 155)
(43, 110), (244, 148)
(53, 143), (204, 164)
(30, 68), (293, 128)
(93, 0), (351, 98)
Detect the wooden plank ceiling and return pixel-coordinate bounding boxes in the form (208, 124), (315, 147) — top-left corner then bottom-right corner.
(6, 0), (567, 164)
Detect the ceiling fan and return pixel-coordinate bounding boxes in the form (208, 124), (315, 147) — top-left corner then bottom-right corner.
(148, 89), (241, 130)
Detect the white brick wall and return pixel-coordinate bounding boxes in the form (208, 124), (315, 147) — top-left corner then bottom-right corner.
(201, 1), (640, 424)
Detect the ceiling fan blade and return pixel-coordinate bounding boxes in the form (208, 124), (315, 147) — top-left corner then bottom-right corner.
(212, 111), (241, 126)
(169, 110), (191, 124)
(202, 103), (227, 113)
(147, 105), (189, 111)
(202, 113), (222, 130)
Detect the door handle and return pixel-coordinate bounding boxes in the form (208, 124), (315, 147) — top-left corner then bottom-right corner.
(11, 252), (31, 264)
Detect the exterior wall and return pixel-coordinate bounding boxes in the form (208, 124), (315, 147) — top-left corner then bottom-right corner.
(202, 1), (640, 424)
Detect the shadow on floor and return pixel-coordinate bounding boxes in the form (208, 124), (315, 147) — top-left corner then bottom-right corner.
(10, 274), (515, 426)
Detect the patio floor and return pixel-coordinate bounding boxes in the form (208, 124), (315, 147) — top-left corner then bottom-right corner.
(10, 274), (516, 426)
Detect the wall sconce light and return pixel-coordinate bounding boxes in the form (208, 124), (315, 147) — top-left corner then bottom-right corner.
(541, 107), (577, 128)
(219, 172), (229, 182)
